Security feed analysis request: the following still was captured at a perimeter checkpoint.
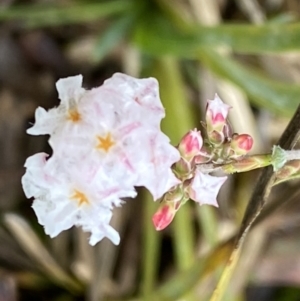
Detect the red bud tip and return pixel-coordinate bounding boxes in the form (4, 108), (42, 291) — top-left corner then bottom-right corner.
(234, 134), (253, 152)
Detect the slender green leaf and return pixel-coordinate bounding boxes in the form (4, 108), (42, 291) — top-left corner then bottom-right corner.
(197, 49), (300, 116)
(125, 237), (234, 301)
(133, 14), (197, 58)
(134, 14), (300, 55)
(4, 214), (82, 293)
(94, 15), (135, 61)
(0, 1), (134, 28)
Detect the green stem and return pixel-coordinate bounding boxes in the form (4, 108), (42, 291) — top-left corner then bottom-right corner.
(149, 57), (196, 271)
(0, 0), (134, 27)
(197, 206), (218, 248)
(220, 154), (272, 174)
(208, 105), (300, 301)
(140, 191), (160, 298)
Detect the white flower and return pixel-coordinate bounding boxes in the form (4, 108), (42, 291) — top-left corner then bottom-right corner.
(47, 74), (180, 199)
(188, 170), (227, 207)
(23, 73), (180, 245)
(23, 153), (136, 245)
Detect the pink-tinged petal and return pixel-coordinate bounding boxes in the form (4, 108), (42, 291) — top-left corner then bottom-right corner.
(178, 129), (203, 161)
(149, 169), (181, 201)
(188, 170), (227, 207)
(102, 73), (165, 127)
(130, 132), (181, 200)
(206, 94), (231, 133)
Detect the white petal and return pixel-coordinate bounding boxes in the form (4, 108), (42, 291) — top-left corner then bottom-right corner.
(189, 170), (227, 207)
(27, 107), (59, 136)
(103, 73), (165, 126)
(56, 75), (84, 102)
(89, 224), (120, 246)
(22, 153), (52, 198)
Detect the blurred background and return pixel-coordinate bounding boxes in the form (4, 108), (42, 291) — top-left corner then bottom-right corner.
(1, 0), (300, 300)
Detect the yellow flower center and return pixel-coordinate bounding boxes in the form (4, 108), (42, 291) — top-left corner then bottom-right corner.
(97, 133), (115, 152)
(67, 108), (81, 122)
(70, 190), (89, 206)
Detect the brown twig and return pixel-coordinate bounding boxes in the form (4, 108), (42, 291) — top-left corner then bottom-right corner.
(237, 105), (300, 245)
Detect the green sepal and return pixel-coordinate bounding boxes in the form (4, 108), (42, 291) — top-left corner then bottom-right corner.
(271, 145), (287, 172)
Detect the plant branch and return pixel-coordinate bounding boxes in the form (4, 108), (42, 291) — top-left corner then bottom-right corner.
(209, 104), (300, 301)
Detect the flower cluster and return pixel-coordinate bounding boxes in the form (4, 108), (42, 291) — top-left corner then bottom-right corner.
(152, 94), (254, 231)
(22, 73), (180, 245)
(23, 72), (256, 244)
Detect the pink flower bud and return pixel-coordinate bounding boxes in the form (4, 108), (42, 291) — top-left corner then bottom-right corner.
(206, 94), (231, 134)
(178, 129), (203, 161)
(152, 201), (181, 231)
(230, 134), (253, 156)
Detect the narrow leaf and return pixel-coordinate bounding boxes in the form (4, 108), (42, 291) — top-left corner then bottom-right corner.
(134, 15), (300, 55)
(198, 49), (300, 116)
(94, 15), (134, 62)
(0, 1), (133, 28)
(4, 214), (82, 292)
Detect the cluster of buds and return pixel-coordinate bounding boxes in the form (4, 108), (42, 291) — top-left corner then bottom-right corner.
(153, 95), (254, 231)
(22, 73), (180, 245)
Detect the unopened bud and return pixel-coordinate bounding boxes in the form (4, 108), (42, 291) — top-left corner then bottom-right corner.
(206, 94), (231, 134)
(230, 134), (253, 156)
(152, 200), (181, 231)
(178, 129), (203, 161)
